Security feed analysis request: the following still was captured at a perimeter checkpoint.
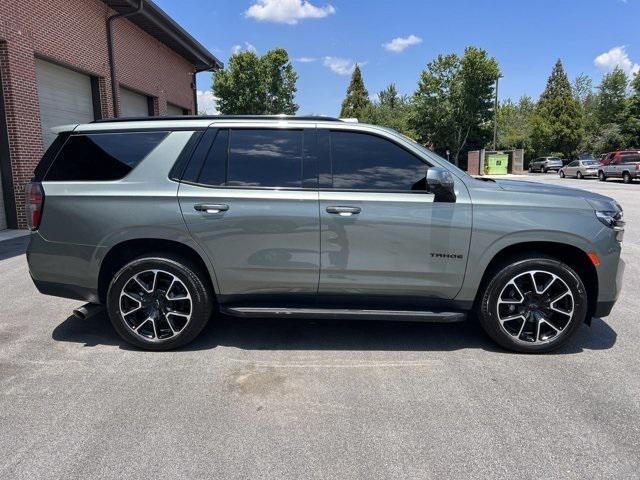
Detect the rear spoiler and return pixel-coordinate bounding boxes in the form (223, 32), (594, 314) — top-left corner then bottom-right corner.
(51, 124), (78, 135)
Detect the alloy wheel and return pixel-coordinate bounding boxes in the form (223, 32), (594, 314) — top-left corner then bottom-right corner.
(496, 270), (574, 345)
(119, 269), (192, 342)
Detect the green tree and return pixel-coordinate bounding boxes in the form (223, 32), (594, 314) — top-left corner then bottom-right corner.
(530, 59), (583, 157)
(359, 83), (414, 136)
(597, 67), (629, 125)
(213, 48), (298, 114)
(497, 96), (534, 153)
(625, 72), (640, 145)
(339, 64), (370, 118)
(410, 47), (500, 165)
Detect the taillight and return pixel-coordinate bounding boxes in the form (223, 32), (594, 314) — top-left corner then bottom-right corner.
(636, 163), (640, 171)
(25, 182), (44, 231)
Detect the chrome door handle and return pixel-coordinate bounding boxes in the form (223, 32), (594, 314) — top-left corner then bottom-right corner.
(194, 203), (229, 213)
(326, 206), (361, 216)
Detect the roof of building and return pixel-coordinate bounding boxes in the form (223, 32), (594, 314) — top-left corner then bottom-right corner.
(103, 0), (223, 71)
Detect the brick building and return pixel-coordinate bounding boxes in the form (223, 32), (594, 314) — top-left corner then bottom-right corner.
(0, 0), (221, 229)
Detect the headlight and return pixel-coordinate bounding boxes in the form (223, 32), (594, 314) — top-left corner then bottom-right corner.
(596, 209), (625, 241)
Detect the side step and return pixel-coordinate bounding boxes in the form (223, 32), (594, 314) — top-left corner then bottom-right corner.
(221, 307), (466, 323)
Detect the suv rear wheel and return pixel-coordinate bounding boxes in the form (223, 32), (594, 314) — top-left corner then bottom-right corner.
(623, 171), (632, 184)
(477, 257), (587, 353)
(598, 170), (607, 182)
(106, 255), (213, 350)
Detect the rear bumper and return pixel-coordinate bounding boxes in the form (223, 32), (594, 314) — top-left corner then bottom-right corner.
(27, 233), (101, 303)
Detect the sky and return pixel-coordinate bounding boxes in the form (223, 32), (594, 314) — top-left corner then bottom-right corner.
(154, 0), (640, 116)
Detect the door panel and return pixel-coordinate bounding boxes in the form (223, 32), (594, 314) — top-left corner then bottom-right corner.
(319, 191), (471, 300)
(178, 126), (320, 298)
(180, 186), (319, 296)
(317, 128), (472, 303)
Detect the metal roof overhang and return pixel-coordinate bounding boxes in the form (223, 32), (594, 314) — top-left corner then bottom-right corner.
(103, 0), (223, 71)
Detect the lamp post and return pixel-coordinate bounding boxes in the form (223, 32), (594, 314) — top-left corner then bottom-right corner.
(493, 74), (503, 151)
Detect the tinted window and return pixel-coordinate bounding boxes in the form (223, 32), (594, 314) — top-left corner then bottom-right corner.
(568, 161), (579, 167)
(621, 154), (640, 163)
(197, 129), (228, 186)
(227, 129), (302, 188)
(45, 131), (167, 181)
(329, 131), (427, 190)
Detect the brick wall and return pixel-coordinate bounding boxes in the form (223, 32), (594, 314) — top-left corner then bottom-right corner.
(0, 0), (197, 227)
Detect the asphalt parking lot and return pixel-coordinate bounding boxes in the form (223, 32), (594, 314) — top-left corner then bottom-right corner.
(1, 173), (639, 479)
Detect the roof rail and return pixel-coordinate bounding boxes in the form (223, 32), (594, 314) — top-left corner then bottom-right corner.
(92, 115), (343, 123)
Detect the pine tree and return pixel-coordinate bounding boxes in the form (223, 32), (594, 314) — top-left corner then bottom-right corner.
(339, 65), (370, 118)
(531, 59), (583, 156)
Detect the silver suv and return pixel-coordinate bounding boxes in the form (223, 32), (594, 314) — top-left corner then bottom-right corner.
(26, 116), (625, 352)
(529, 157), (564, 173)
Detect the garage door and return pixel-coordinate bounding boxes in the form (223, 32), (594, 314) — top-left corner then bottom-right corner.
(120, 88), (150, 117)
(166, 103), (186, 116)
(35, 58), (95, 148)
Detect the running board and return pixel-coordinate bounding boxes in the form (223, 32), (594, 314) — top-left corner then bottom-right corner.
(221, 307), (466, 323)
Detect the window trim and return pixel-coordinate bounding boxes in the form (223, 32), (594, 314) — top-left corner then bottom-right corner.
(324, 128), (432, 194)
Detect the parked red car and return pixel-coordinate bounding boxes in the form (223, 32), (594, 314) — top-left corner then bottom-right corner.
(600, 150), (640, 165)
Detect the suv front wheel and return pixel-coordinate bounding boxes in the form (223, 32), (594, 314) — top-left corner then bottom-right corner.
(106, 255), (213, 350)
(477, 257), (587, 353)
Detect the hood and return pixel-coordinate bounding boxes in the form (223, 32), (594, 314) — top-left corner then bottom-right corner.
(494, 179), (621, 211)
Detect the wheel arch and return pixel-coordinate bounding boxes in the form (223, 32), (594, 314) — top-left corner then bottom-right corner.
(97, 238), (218, 303)
(473, 241), (598, 319)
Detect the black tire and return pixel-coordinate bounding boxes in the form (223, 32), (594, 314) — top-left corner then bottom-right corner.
(542, 167), (548, 174)
(477, 256), (588, 353)
(623, 172), (632, 184)
(598, 170), (606, 182)
(559, 170), (565, 178)
(576, 171), (583, 179)
(106, 255), (213, 350)
(528, 165), (533, 173)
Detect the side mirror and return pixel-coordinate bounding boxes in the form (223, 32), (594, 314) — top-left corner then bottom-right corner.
(426, 167), (456, 202)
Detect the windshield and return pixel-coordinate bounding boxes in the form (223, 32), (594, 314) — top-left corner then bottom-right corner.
(549, 157), (562, 162)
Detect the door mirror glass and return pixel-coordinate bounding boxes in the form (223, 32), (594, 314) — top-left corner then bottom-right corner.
(425, 167), (456, 202)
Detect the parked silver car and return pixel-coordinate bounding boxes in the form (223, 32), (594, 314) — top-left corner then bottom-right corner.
(559, 159), (600, 179)
(529, 157), (564, 173)
(26, 116), (625, 353)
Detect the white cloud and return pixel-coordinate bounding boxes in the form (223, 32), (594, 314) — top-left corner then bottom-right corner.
(245, 0), (335, 25)
(323, 56), (365, 75)
(594, 46), (640, 76)
(196, 90), (218, 115)
(294, 56), (317, 63)
(383, 34), (423, 53)
(231, 42), (257, 54)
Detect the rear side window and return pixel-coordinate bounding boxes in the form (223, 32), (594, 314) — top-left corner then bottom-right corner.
(227, 129), (302, 188)
(190, 128), (305, 188)
(44, 131), (168, 181)
(329, 131), (427, 191)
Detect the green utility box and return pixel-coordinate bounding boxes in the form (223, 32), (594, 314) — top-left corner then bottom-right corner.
(484, 154), (509, 175)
